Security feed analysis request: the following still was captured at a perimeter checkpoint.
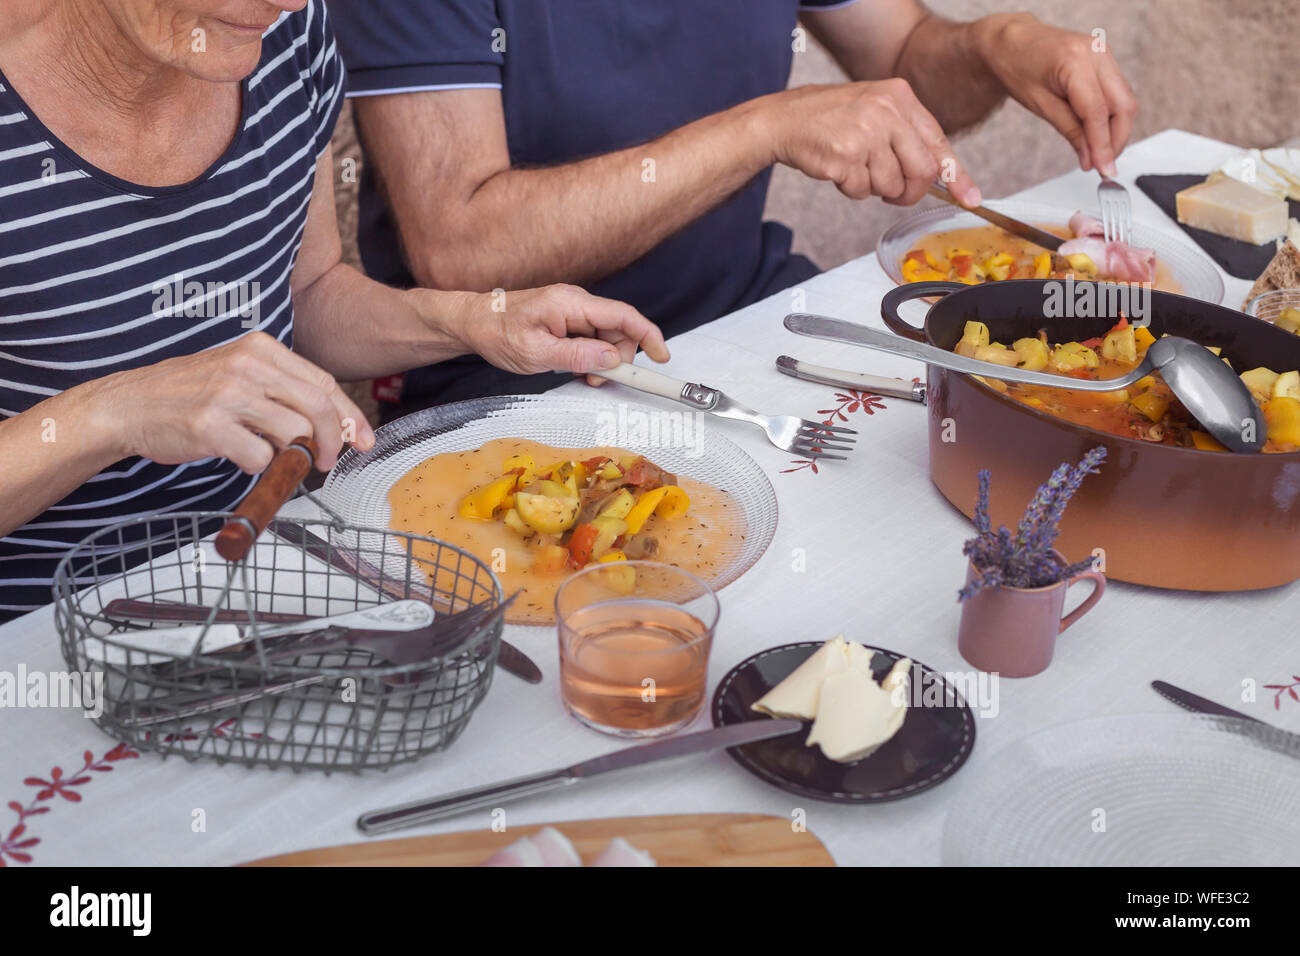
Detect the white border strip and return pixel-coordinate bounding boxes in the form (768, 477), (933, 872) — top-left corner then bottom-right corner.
(346, 82), (502, 98)
(799, 0), (863, 10)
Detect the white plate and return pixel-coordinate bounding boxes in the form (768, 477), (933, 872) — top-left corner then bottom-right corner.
(320, 394), (779, 623)
(940, 713), (1300, 865)
(877, 200), (1226, 304)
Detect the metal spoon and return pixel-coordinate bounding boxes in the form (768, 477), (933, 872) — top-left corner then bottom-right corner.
(784, 312), (1266, 453)
(89, 598), (436, 664)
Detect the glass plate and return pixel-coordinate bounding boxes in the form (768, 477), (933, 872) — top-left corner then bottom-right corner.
(940, 713), (1300, 865)
(877, 200), (1226, 304)
(320, 394), (779, 626)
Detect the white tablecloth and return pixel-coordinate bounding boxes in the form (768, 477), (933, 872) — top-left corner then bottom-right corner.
(4, 129), (1297, 867)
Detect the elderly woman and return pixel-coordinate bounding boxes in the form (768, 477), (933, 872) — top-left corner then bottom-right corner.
(0, 0), (668, 620)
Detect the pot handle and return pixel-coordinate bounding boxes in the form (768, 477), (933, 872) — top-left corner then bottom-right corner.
(1058, 570), (1106, 634)
(880, 281), (965, 342)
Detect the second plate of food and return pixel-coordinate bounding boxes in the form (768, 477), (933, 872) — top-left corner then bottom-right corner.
(712, 642), (976, 803)
(877, 199), (1225, 304)
(321, 393), (779, 625)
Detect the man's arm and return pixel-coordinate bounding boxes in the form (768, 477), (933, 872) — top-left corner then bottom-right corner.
(803, 2), (1137, 176)
(353, 81), (979, 294)
(352, 89), (782, 293)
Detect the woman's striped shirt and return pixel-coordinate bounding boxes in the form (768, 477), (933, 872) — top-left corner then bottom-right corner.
(0, 1), (345, 621)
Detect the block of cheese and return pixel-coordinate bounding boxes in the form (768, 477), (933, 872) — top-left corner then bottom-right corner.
(1176, 176), (1288, 245)
(805, 657), (912, 763)
(750, 635), (871, 720)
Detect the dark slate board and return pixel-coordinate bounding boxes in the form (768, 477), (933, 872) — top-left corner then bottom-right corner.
(1136, 173), (1297, 280)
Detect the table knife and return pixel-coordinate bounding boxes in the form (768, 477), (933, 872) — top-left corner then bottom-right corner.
(927, 182), (1063, 252)
(776, 355), (926, 403)
(356, 718), (803, 834)
(1151, 680), (1300, 755)
(1150, 680), (1263, 722)
(268, 519), (542, 684)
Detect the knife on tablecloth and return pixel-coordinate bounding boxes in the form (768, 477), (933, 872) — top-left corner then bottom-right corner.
(356, 719), (803, 834)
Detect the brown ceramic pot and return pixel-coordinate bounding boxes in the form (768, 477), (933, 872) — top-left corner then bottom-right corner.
(882, 279), (1300, 592)
(957, 553), (1106, 678)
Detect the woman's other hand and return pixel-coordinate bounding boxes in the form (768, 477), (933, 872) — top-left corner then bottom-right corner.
(95, 331), (375, 474)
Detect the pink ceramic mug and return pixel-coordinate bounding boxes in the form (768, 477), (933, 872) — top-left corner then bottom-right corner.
(957, 556), (1106, 678)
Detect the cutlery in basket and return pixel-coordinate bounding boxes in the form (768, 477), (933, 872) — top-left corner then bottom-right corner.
(599, 363), (856, 461)
(54, 436), (511, 772)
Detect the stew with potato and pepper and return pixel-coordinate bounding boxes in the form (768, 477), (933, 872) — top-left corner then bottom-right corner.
(954, 318), (1300, 452)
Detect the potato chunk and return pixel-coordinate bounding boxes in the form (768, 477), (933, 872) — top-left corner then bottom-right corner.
(1240, 367), (1280, 403)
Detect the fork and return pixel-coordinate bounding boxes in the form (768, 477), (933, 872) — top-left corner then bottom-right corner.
(598, 363), (856, 461)
(1098, 174), (1132, 245)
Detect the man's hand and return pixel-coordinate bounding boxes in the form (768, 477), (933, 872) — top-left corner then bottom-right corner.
(94, 332), (375, 475)
(762, 78), (981, 206)
(973, 13), (1137, 176)
(426, 285), (671, 383)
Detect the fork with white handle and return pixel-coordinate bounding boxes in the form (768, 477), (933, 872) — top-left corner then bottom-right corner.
(598, 363), (856, 461)
(1098, 174), (1132, 245)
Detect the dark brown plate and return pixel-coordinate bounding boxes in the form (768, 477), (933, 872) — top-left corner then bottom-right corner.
(712, 642), (976, 803)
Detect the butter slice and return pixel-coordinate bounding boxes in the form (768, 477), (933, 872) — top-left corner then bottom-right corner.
(751, 635), (855, 720)
(1176, 176), (1288, 245)
(805, 657), (912, 764)
(1219, 149), (1295, 200)
(1261, 148), (1300, 200)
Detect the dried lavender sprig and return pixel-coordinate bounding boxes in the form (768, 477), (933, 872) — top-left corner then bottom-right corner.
(973, 469), (992, 535)
(1016, 447), (1107, 560)
(959, 446), (1107, 601)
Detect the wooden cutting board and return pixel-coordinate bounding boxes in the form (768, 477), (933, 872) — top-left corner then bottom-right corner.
(243, 813), (834, 867)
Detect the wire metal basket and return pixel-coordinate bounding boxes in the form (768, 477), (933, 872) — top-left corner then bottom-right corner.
(52, 439), (504, 773)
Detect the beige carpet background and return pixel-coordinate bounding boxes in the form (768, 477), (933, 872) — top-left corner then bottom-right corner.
(331, 0), (1300, 416)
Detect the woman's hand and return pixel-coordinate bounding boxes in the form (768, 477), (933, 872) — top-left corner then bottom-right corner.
(428, 284), (671, 383)
(93, 331), (375, 474)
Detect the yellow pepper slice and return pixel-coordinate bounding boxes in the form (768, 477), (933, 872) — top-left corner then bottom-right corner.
(902, 257), (946, 283)
(1190, 430), (1228, 451)
(1263, 396), (1300, 446)
(1131, 390), (1169, 422)
(624, 487), (670, 534)
(1033, 252), (1052, 279)
(655, 485), (690, 519)
(458, 473), (519, 519)
(1133, 326), (1156, 350)
(502, 454), (535, 489)
(982, 252), (1014, 281)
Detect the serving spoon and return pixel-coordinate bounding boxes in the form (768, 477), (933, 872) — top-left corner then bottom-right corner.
(784, 312), (1266, 454)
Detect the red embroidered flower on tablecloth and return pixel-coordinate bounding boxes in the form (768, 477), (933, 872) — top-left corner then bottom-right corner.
(781, 383), (916, 475)
(1264, 677), (1300, 710)
(2, 742), (138, 866)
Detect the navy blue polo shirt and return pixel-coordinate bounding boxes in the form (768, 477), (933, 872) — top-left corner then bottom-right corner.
(330, 0), (859, 408)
